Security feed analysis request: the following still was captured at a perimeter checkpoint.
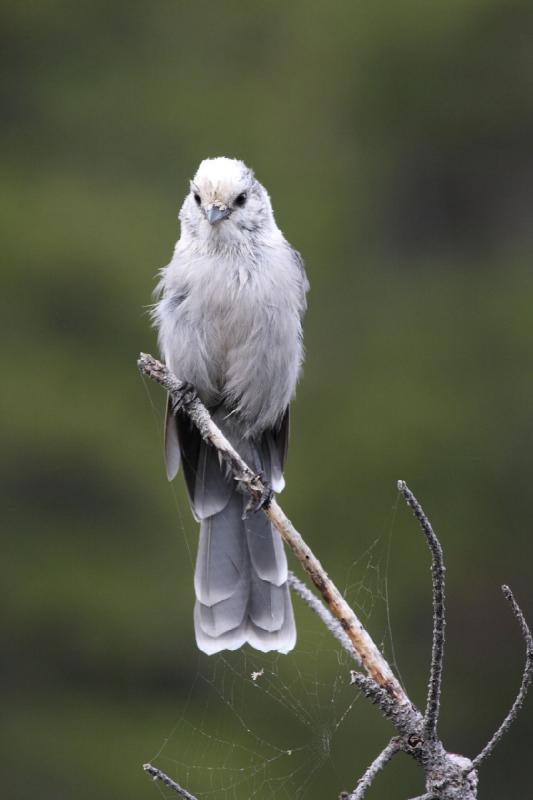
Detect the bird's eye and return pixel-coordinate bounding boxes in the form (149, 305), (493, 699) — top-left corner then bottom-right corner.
(235, 193), (247, 207)
(193, 193), (201, 206)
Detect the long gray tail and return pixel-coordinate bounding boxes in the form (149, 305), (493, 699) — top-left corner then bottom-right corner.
(193, 487), (296, 654)
(166, 404), (296, 654)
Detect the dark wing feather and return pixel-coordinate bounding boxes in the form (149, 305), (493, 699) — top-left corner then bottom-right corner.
(262, 407), (290, 493)
(164, 395), (181, 481)
(272, 406), (290, 472)
(175, 410), (233, 521)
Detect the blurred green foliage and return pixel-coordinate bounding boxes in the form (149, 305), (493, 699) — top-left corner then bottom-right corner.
(3, 1), (533, 798)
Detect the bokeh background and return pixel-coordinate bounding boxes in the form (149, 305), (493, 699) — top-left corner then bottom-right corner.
(3, 1), (533, 798)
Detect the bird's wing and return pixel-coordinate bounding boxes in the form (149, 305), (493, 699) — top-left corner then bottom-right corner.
(166, 405), (234, 521)
(289, 246), (310, 320)
(261, 407), (290, 493)
(164, 394), (181, 481)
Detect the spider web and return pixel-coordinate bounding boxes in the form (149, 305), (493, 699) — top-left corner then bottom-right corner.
(148, 514), (401, 800)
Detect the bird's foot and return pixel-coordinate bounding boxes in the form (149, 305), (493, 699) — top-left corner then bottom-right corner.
(169, 381), (197, 414)
(243, 472), (274, 518)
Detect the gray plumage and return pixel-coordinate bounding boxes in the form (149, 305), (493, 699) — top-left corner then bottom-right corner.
(152, 157), (308, 654)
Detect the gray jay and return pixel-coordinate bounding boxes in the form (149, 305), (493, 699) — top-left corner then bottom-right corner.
(152, 157), (308, 654)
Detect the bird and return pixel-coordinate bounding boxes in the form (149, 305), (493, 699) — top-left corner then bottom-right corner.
(152, 157), (309, 655)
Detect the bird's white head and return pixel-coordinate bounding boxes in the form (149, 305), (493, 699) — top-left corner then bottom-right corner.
(179, 157), (276, 250)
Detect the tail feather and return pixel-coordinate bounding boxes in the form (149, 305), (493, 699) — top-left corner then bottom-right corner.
(246, 587), (296, 654)
(196, 570), (249, 637)
(194, 488), (296, 654)
(194, 603), (248, 655)
(194, 492), (246, 606)
(245, 512), (287, 585)
(194, 589), (296, 656)
(248, 575), (286, 632)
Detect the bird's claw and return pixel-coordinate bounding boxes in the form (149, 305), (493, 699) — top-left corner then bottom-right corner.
(242, 473), (274, 518)
(170, 382), (197, 414)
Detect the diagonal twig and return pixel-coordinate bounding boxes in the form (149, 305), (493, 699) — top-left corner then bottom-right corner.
(406, 794), (436, 800)
(288, 571), (360, 664)
(287, 572), (416, 725)
(143, 764), (199, 800)
(398, 481), (445, 740)
(349, 671), (422, 735)
(346, 738), (400, 799)
(470, 585), (533, 769)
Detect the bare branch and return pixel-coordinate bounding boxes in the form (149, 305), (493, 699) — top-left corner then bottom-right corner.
(398, 481), (445, 740)
(406, 794), (436, 800)
(346, 738), (400, 799)
(350, 671), (423, 736)
(143, 764), (199, 800)
(470, 585), (533, 769)
(139, 353), (406, 702)
(288, 571), (360, 664)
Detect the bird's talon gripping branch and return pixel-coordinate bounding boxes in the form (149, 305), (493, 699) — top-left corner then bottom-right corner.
(243, 472), (273, 518)
(169, 382), (197, 414)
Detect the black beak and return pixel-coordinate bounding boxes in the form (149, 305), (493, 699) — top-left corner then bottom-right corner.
(206, 205), (231, 225)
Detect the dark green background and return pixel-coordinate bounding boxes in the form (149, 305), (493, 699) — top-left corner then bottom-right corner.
(3, 1), (533, 798)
